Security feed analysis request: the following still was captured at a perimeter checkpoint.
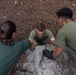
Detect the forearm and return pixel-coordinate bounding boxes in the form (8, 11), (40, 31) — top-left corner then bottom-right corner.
(29, 39), (38, 50)
(29, 39), (37, 45)
(52, 46), (64, 59)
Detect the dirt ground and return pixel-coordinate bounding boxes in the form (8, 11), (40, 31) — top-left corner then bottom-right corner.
(0, 0), (76, 39)
(0, 0), (76, 75)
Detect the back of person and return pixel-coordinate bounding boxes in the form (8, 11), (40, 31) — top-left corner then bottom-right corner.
(0, 21), (31, 75)
(60, 21), (76, 51)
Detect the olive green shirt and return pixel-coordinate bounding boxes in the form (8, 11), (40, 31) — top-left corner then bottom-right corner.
(0, 39), (31, 75)
(29, 29), (54, 45)
(54, 21), (76, 51)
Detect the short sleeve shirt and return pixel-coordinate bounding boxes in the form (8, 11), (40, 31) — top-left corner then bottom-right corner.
(29, 29), (54, 42)
(54, 21), (76, 51)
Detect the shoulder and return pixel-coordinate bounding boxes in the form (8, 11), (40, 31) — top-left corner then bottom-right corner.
(30, 29), (36, 35)
(16, 39), (31, 47)
(45, 29), (53, 34)
(56, 28), (66, 39)
(29, 29), (36, 39)
(46, 29), (51, 32)
(45, 29), (52, 33)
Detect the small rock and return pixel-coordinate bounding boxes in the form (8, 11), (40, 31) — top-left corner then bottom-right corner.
(72, 3), (76, 7)
(4, 16), (6, 19)
(14, 0), (20, 5)
(14, 1), (18, 5)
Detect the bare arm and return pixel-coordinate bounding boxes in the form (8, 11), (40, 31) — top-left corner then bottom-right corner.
(28, 39), (37, 51)
(52, 46), (64, 59)
(29, 39), (37, 45)
(29, 39), (34, 43)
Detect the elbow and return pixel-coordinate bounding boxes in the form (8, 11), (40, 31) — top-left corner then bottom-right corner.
(52, 46), (64, 59)
(52, 53), (60, 59)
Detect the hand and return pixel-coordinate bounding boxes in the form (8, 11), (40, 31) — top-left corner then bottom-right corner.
(30, 41), (38, 51)
(43, 49), (53, 59)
